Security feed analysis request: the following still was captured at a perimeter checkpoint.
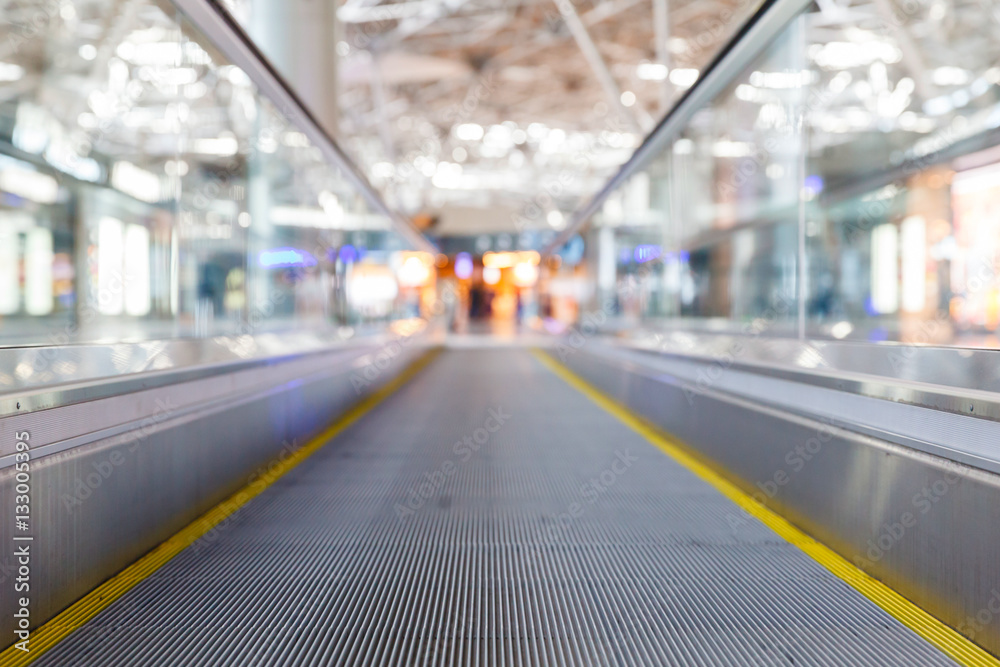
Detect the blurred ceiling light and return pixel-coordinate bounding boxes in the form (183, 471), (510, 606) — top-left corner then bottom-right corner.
(482, 266), (501, 285)
(673, 138), (694, 154)
(432, 162), (463, 189)
(125, 26), (167, 43)
(150, 67), (199, 86)
(546, 210), (565, 229)
(923, 96), (954, 116)
(527, 123), (548, 139)
(876, 77), (914, 118)
(184, 81), (209, 99)
(669, 68), (699, 87)
(711, 140), (752, 158)
(518, 251), (541, 265)
(225, 66), (251, 86)
(77, 112), (98, 129)
(348, 266), (398, 305)
(455, 123), (484, 141)
(734, 84), (764, 103)
(87, 90), (116, 119)
(238, 212), (251, 228)
(454, 252), (474, 279)
(78, 44), (97, 61)
(483, 125), (513, 149)
(637, 63), (668, 81)
(319, 190), (344, 222)
(830, 321), (854, 339)
(511, 129), (527, 145)
(748, 70), (813, 89)
(898, 111), (935, 133)
(0, 167), (58, 204)
(117, 41), (174, 65)
(828, 71), (852, 93)
(45, 140), (101, 182)
(0, 63), (24, 82)
(396, 253), (434, 288)
(11, 100), (54, 153)
(451, 147), (467, 162)
(970, 77), (991, 97)
(620, 91), (637, 107)
(191, 136), (239, 156)
(478, 144), (508, 158)
(483, 252), (516, 269)
(513, 261), (538, 287)
(950, 89), (971, 108)
(372, 161), (396, 178)
(271, 206), (343, 229)
(811, 41), (901, 69)
(667, 37), (688, 54)
(112, 161), (161, 203)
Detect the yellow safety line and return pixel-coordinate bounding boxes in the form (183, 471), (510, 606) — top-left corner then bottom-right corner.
(531, 349), (1000, 667)
(0, 348), (441, 667)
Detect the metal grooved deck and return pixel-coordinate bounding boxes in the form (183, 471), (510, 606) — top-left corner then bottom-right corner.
(37, 349), (955, 666)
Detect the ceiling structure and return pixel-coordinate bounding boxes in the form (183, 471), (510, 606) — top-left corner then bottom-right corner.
(9, 0), (997, 241)
(225, 0), (761, 235)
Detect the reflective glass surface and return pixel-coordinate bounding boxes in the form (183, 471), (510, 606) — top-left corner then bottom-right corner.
(0, 0), (421, 347)
(584, 0), (1000, 347)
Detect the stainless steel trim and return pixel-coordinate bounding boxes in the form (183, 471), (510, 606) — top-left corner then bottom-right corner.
(169, 0), (435, 254)
(602, 329), (1000, 421)
(583, 339), (1000, 475)
(0, 342), (380, 468)
(0, 329), (426, 417)
(541, 0), (812, 255)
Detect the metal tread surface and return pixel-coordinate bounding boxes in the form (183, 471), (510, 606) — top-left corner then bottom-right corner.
(36, 349), (957, 666)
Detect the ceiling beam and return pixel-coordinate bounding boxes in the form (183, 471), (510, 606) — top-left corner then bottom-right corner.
(552, 0), (651, 133)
